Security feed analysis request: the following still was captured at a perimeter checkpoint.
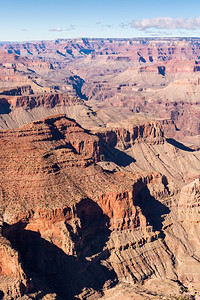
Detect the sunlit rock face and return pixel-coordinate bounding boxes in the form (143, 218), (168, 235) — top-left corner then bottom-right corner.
(0, 38), (199, 299)
(0, 38), (200, 146)
(0, 114), (198, 299)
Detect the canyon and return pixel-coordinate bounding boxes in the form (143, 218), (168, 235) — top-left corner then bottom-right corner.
(0, 38), (199, 146)
(0, 38), (199, 299)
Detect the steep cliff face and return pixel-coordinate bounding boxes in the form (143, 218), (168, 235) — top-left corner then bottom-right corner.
(1, 174), (177, 299)
(139, 60), (200, 74)
(95, 119), (200, 186)
(2, 38), (200, 63)
(162, 179), (200, 296)
(95, 120), (164, 151)
(0, 39), (200, 146)
(0, 221), (31, 298)
(2, 93), (84, 110)
(0, 115), (199, 299)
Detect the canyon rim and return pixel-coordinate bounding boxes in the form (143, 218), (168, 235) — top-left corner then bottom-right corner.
(0, 37), (199, 299)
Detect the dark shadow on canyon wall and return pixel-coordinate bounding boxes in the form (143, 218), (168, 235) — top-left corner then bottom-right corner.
(2, 199), (117, 299)
(98, 132), (136, 167)
(0, 291), (4, 300)
(0, 98), (11, 114)
(133, 182), (170, 232)
(66, 75), (88, 101)
(110, 148), (136, 167)
(166, 138), (195, 152)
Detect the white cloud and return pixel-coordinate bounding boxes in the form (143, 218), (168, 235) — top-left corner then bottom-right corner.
(48, 28), (63, 32)
(131, 17), (200, 30)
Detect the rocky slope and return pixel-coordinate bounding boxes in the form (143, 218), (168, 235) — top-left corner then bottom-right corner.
(0, 38), (200, 299)
(94, 116), (200, 186)
(0, 38), (200, 147)
(0, 114), (199, 299)
(1, 38), (200, 62)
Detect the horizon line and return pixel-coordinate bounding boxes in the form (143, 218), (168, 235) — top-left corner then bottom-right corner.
(1, 36), (200, 44)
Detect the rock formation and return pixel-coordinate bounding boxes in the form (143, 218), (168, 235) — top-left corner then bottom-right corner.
(0, 38), (200, 299)
(0, 114), (198, 299)
(0, 38), (200, 147)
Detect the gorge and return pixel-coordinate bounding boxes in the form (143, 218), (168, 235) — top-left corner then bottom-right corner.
(0, 38), (199, 299)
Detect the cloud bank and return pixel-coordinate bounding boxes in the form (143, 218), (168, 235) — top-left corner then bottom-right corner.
(131, 17), (200, 30)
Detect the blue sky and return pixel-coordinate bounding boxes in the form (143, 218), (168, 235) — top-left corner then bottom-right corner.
(1, 0), (200, 41)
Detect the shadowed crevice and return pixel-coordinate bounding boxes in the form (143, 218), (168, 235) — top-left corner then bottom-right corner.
(2, 199), (117, 299)
(97, 132), (136, 167)
(0, 98), (11, 114)
(133, 183), (170, 232)
(166, 138), (195, 152)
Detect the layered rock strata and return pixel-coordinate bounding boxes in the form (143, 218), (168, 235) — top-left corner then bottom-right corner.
(0, 115), (199, 299)
(0, 39), (200, 146)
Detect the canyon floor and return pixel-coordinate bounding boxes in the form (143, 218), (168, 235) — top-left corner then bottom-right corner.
(0, 38), (199, 299)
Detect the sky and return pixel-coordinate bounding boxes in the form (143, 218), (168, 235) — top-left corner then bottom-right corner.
(1, 0), (200, 42)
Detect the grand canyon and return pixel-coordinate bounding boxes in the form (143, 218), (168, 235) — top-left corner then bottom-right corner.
(0, 38), (199, 299)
